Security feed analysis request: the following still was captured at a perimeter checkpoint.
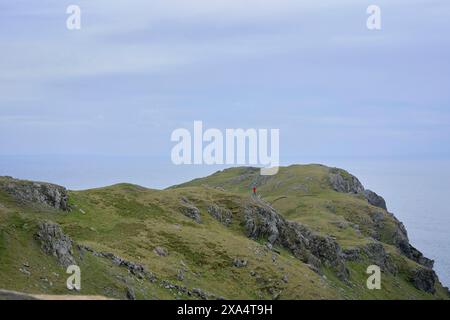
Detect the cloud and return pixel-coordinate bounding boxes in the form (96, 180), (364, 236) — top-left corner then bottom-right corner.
(1, 0), (450, 159)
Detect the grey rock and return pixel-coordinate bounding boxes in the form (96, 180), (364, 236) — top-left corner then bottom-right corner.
(79, 245), (156, 282)
(342, 247), (361, 261)
(207, 204), (232, 226)
(126, 287), (136, 300)
(154, 246), (168, 257)
(392, 221), (434, 268)
(0, 177), (69, 211)
(243, 200), (349, 281)
(176, 269), (185, 281)
(19, 267), (31, 276)
(364, 190), (387, 210)
(410, 267), (436, 294)
(179, 197), (202, 223)
(35, 221), (75, 267)
(233, 258), (248, 268)
(192, 288), (209, 300)
(363, 242), (397, 274)
(328, 168), (364, 194)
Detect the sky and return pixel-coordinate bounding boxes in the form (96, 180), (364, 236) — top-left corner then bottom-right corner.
(1, 1), (450, 286)
(1, 0), (450, 160)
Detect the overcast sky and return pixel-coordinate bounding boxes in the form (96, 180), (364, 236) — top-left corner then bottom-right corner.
(1, 0), (450, 161)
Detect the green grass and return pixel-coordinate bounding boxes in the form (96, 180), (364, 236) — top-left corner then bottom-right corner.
(0, 164), (448, 300)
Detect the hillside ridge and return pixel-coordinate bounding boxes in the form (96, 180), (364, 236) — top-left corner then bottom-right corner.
(0, 164), (449, 300)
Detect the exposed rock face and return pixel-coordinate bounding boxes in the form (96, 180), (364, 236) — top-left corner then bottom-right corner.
(342, 247), (361, 261)
(207, 204), (232, 226)
(0, 177), (69, 211)
(411, 267), (437, 294)
(35, 222), (75, 267)
(363, 243), (397, 274)
(328, 168), (364, 194)
(364, 190), (387, 210)
(179, 197), (202, 223)
(328, 169), (388, 210)
(243, 200), (349, 280)
(392, 220), (434, 268)
(327, 168), (436, 275)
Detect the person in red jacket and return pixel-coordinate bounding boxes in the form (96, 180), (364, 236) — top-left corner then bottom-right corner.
(252, 186), (256, 195)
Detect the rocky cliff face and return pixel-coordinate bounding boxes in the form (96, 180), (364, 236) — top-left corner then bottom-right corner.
(243, 198), (349, 280)
(328, 168), (387, 210)
(326, 168), (441, 293)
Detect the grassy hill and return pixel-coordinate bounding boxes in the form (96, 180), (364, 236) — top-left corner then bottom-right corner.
(0, 164), (448, 300)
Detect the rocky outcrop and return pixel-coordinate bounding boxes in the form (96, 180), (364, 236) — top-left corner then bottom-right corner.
(233, 258), (248, 268)
(392, 220), (434, 268)
(179, 197), (201, 223)
(79, 245), (157, 281)
(328, 169), (387, 210)
(243, 200), (349, 280)
(35, 221), (75, 267)
(342, 247), (361, 261)
(327, 169), (437, 274)
(207, 204), (232, 226)
(364, 190), (387, 210)
(363, 243), (398, 274)
(79, 245), (222, 299)
(410, 267), (437, 294)
(0, 177), (69, 211)
(328, 168), (364, 194)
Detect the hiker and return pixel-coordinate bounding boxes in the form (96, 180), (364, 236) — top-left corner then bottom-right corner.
(252, 186), (256, 195)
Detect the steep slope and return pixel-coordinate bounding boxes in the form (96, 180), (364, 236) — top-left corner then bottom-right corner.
(0, 166), (448, 300)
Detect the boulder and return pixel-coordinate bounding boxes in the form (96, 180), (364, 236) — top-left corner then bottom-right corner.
(126, 287), (136, 300)
(233, 258), (248, 268)
(364, 190), (387, 210)
(179, 197), (201, 223)
(35, 221), (75, 267)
